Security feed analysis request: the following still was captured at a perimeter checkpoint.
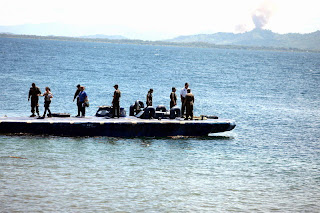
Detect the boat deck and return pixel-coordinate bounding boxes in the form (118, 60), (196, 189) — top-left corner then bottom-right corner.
(0, 116), (236, 137)
(0, 116), (233, 123)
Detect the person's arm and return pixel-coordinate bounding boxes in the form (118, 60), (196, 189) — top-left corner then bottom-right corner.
(180, 89), (185, 102)
(112, 91), (116, 104)
(85, 92), (88, 102)
(28, 89), (31, 101)
(73, 90), (79, 101)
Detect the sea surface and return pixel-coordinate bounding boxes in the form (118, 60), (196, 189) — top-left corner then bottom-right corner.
(0, 37), (320, 212)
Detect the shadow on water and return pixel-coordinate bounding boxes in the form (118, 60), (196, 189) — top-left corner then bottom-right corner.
(0, 134), (235, 149)
(0, 134), (235, 141)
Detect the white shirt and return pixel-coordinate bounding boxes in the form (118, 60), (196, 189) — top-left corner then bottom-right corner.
(180, 87), (189, 98)
(44, 91), (53, 101)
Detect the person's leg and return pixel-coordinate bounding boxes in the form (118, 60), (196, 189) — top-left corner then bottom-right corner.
(43, 106), (47, 117)
(111, 105), (115, 118)
(77, 101), (81, 116)
(186, 105), (190, 120)
(181, 103), (185, 117)
(35, 102), (40, 116)
(81, 103), (85, 117)
(31, 101), (35, 116)
(47, 103), (52, 117)
(77, 102), (82, 117)
(116, 102), (120, 118)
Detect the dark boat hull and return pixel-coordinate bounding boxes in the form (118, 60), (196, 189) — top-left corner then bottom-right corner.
(0, 117), (236, 137)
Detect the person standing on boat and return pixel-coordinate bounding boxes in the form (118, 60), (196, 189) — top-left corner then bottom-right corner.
(28, 83), (41, 117)
(184, 88), (194, 120)
(170, 87), (177, 109)
(78, 86), (87, 117)
(73, 84), (81, 117)
(146, 89), (153, 107)
(42, 87), (53, 118)
(112, 84), (121, 118)
(180, 83), (189, 117)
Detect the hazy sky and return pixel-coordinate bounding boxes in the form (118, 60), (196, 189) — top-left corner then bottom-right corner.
(1, 0), (319, 40)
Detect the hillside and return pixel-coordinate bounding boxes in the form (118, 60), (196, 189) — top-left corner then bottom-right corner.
(167, 29), (320, 51)
(78, 34), (127, 40)
(0, 32), (319, 53)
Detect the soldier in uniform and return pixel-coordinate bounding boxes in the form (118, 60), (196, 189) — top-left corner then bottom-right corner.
(180, 82), (189, 117)
(170, 87), (177, 108)
(28, 83), (41, 117)
(184, 88), (194, 120)
(73, 84), (81, 117)
(146, 89), (153, 107)
(112, 84), (121, 118)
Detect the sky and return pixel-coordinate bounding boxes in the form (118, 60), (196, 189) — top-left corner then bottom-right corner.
(1, 0), (320, 40)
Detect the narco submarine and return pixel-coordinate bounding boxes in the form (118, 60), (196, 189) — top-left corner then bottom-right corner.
(0, 101), (236, 137)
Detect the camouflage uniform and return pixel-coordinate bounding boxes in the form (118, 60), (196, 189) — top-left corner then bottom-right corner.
(170, 91), (177, 109)
(146, 91), (153, 107)
(112, 89), (121, 118)
(74, 88), (81, 116)
(184, 92), (194, 120)
(28, 86), (41, 116)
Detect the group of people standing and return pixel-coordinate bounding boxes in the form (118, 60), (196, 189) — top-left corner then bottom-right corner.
(144, 82), (194, 120)
(28, 82), (194, 120)
(28, 83), (53, 118)
(72, 84), (120, 118)
(73, 84), (88, 117)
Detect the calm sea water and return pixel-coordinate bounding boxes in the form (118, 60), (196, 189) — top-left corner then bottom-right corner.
(0, 37), (320, 212)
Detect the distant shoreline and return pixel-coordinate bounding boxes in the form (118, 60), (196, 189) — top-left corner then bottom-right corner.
(1, 33), (318, 53)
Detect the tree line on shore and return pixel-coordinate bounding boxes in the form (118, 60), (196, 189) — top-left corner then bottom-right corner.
(0, 33), (314, 53)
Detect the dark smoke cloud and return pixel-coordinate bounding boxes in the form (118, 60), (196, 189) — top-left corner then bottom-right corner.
(252, 1), (275, 29)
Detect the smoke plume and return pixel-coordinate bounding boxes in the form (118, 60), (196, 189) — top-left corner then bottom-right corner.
(252, 0), (275, 29)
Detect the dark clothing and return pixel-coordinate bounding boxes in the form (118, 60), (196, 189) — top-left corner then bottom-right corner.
(112, 101), (120, 118)
(112, 89), (121, 118)
(28, 86), (41, 115)
(170, 92), (177, 109)
(78, 90), (87, 116)
(74, 89), (81, 116)
(43, 100), (52, 117)
(78, 101), (85, 116)
(181, 97), (186, 116)
(43, 91), (53, 117)
(113, 89), (121, 102)
(77, 103), (81, 116)
(74, 89), (80, 101)
(184, 93), (194, 120)
(29, 86), (41, 100)
(146, 92), (152, 106)
(31, 100), (40, 115)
